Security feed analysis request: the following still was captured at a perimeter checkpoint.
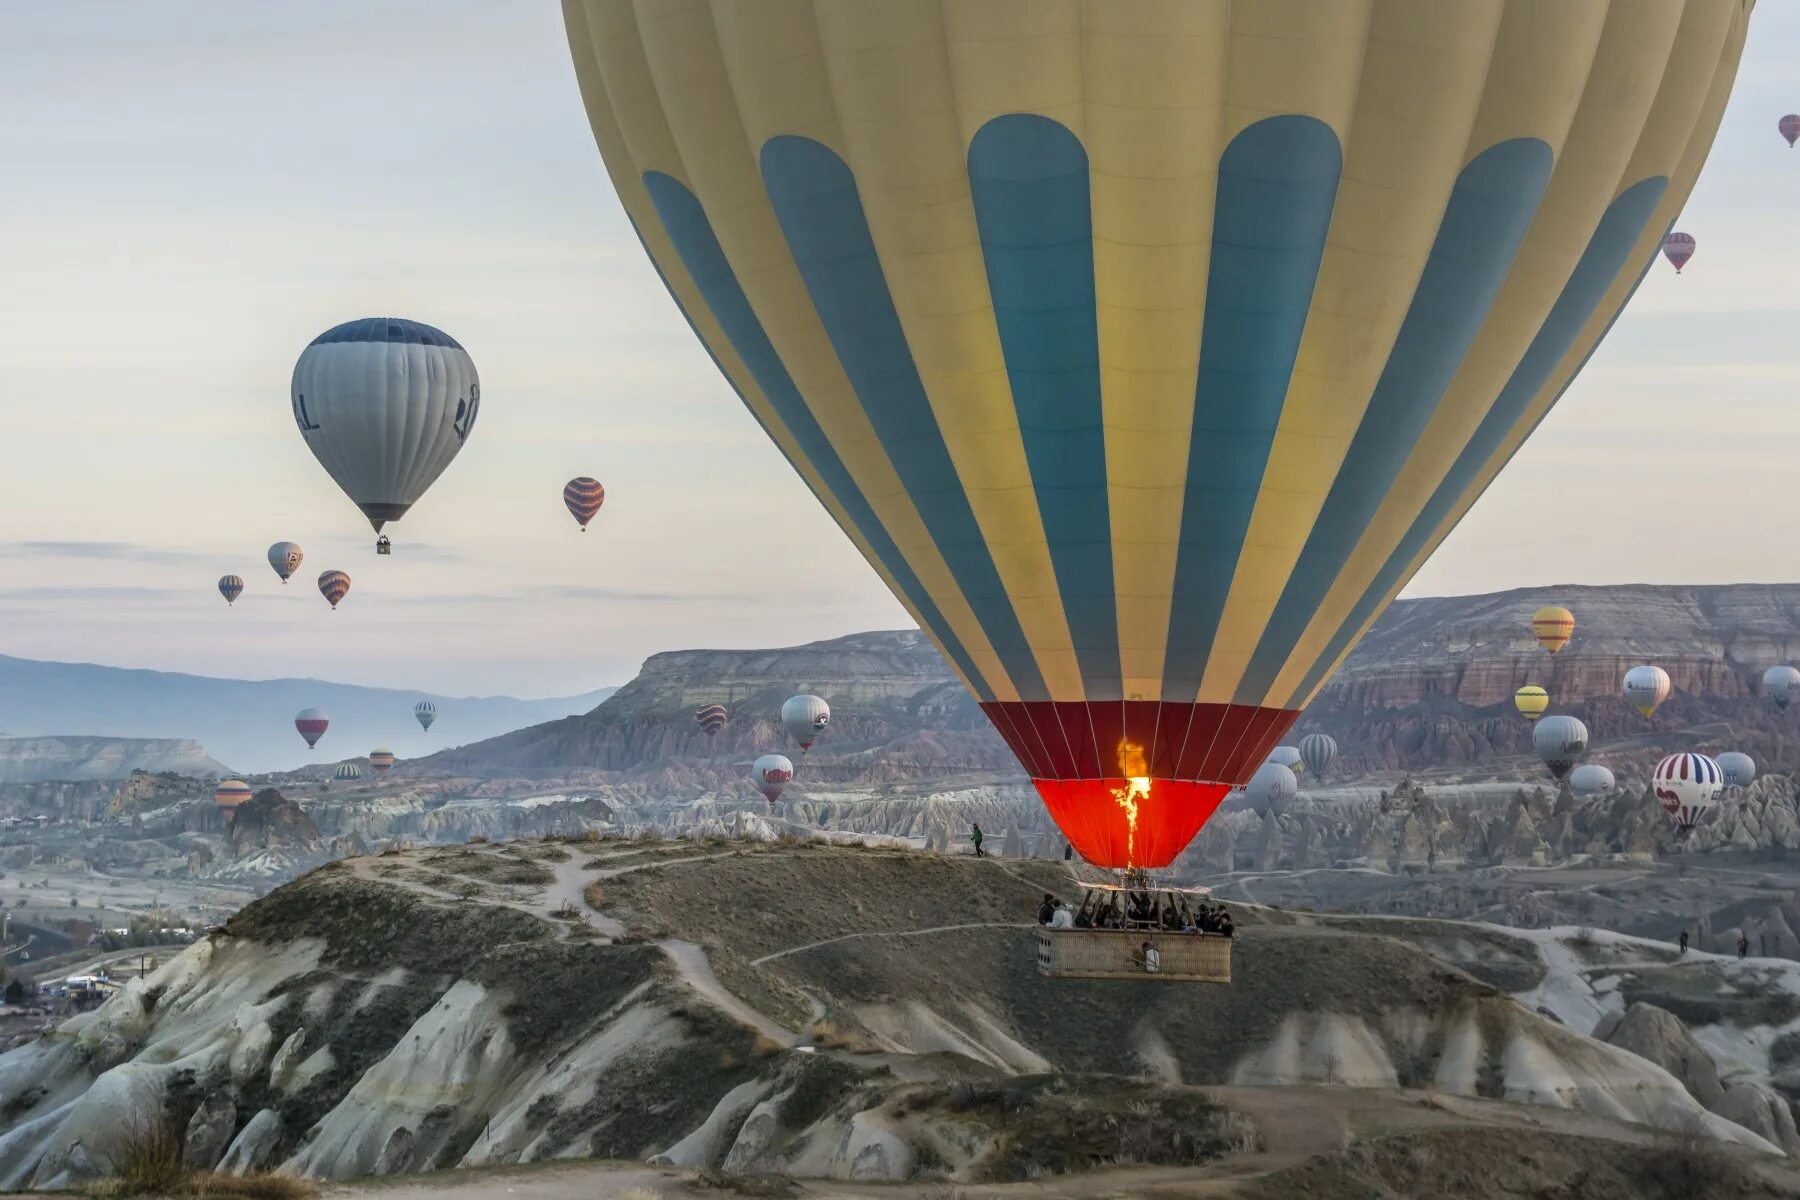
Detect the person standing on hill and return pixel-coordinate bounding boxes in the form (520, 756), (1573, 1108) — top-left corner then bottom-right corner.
(971, 822), (984, 858)
(1679, 928), (1690, 955)
(1738, 932), (1750, 960)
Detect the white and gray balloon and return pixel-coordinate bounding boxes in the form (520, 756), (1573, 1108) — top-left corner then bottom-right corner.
(292, 318), (479, 545)
(1245, 762), (1297, 817)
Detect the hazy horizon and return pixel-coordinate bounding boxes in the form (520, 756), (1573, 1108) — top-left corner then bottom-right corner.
(5, 2), (1798, 698)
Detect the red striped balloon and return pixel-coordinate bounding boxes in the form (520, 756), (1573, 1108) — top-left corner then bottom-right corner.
(1782, 115), (1800, 148)
(563, 477), (606, 530)
(1662, 232), (1696, 273)
(695, 704), (728, 736)
(318, 570), (351, 610)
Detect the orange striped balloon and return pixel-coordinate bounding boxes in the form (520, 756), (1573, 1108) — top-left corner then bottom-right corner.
(318, 570), (351, 610)
(563, 477), (606, 530)
(1531, 606), (1574, 654)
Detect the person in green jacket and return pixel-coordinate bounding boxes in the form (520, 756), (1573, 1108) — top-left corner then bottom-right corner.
(971, 822), (985, 858)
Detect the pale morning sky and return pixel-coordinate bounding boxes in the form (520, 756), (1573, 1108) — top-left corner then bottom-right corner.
(1, 2), (1795, 697)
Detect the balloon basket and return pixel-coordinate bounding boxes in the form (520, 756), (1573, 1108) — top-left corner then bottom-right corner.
(1036, 880), (1232, 982)
(376, 536), (392, 556)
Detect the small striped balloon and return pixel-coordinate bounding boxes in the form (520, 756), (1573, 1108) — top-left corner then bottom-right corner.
(1531, 606), (1574, 654)
(218, 575), (244, 606)
(1781, 114), (1799, 148)
(1662, 232), (1696, 273)
(695, 704), (728, 736)
(369, 748), (396, 775)
(333, 762), (363, 781)
(318, 570), (351, 610)
(563, 477), (606, 530)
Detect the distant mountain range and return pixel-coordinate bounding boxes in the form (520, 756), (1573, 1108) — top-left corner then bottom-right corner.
(0, 653), (615, 774)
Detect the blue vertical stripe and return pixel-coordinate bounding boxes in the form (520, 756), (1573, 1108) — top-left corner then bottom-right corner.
(968, 115), (1119, 699)
(1288, 176), (1670, 705)
(1158, 115), (1343, 704)
(635, 182), (994, 702)
(760, 135), (1049, 702)
(1235, 138), (1555, 705)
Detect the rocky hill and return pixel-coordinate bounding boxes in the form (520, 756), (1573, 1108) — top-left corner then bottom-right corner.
(0, 735), (227, 784)
(0, 838), (1792, 1194)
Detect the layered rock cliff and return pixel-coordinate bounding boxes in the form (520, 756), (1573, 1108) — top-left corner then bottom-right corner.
(0, 736), (228, 784)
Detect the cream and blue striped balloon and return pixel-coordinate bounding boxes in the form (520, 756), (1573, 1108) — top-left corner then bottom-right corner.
(565, 0), (1751, 868)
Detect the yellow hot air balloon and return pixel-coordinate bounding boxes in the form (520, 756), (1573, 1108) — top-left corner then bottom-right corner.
(1532, 606), (1576, 654)
(1514, 685), (1549, 722)
(566, 1), (1749, 868)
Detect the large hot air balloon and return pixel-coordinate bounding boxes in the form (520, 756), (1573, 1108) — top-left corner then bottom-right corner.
(218, 575), (244, 607)
(268, 542), (302, 584)
(1781, 115), (1800, 149)
(1266, 746), (1302, 771)
(564, 477), (606, 531)
(1514, 685), (1549, 721)
(1653, 751), (1722, 830)
(781, 694), (831, 751)
(1244, 762), (1296, 817)
(1623, 665), (1671, 717)
(695, 704), (728, 736)
(295, 708), (329, 750)
(213, 779), (252, 820)
(1717, 750), (1756, 789)
(333, 762), (363, 781)
(1568, 763), (1615, 797)
(1533, 715), (1588, 782)
(567, 1), (1750, 869)
(414, 700), (437, 732)
(1531, 607), (1575, 654)
(292, 318), (479, 553)
(1298, 733), (1338, 778)
(1662, 231), (1696, 273)
(1764, 666), (1800, 710)
(369, 748), (396, 776)
(318, 570), (352, 611)
(752, 753), (794, 803)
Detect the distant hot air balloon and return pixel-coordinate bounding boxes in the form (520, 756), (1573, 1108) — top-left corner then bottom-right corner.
(414, 700), (437, 731)
(292, 318), (479, 553)
(295, 708), (329, 750)
(1531, 607), (1574, 654)
(213, 779), (252, 820)
(570, 2), (1751, 869)
(268, 542), (303, 584)
(369, 748), (396, 776)
(1533, 716), (1588, 782)
(753, 753), (794, 803)
(317, 570), (352, 610)
(1653, 752), (1723, 831)
(1717, 751), (1756, 790)
(695, 704), (728, 737)
(1266, 746), (1302, 770)
(1298, 733), (1338, 779)
(1662, 232), (1696, 274)
(1764, 666), (1800, 710)
(1782, 115), (1799, 148)
(563, 477), (606, 531)
(333, 762), (363, 781)
(218, 575), (244, 607)
(1568, 764), (1615, 798)
(782, 694), (831, 751)
(1245, 762), (1297, 817)
(1623, 665), (1672, 717)
(1514, 685), (1549, 721)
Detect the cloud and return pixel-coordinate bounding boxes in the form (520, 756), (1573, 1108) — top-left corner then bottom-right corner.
(0, 541), (214, 566)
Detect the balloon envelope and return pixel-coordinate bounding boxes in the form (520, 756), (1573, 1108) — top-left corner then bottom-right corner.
(568, 2), (1748, 868)
(292, 318), (479, 538)
(1662, 231), (1696, 272)
(1717, 751), (1756, 789)
(1568, 764), (1614, 797)
(1783, 115), (1800, 148)
(753, 753), (794, 803)
(1623, 665), (1671, 717)
(333, 763), (363, 781)
(1764, 666), (1800, 710)
(1298, 733), (1337, 778)
(695, 704), (728, 736)
(1266, 746), (1302, 770)
(1245, 762), (1297, 817)
(369, 748), (396, 775)
(782, 694), (831, 750)
(1653, 752), (1722, 830)
(1533, 715), (1588, 781)
(318, 570), (351, 610)
(564, 477), (606, 530)
(1531, 607), (1574, 654)
(218, 575), (244, 606)
(414, 700), (437, 731)
(213, 780), (252, 810)
(268, 542), (302, 584)
(1514, 685), (1549, 721)
(295, 708), (329, 749)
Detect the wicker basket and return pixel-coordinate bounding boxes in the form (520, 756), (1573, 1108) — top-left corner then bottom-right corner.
(1035, 929), (1231, 982)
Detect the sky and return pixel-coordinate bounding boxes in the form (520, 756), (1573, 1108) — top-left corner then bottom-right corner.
(0, 2), (1796, 698)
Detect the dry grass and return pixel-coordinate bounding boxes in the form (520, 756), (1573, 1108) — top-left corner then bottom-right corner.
(583, 881), (605, 909)
(98, 1105), (182, 1196)
(751, 1034), (784, 1058)
(466, 834), (489, 844)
